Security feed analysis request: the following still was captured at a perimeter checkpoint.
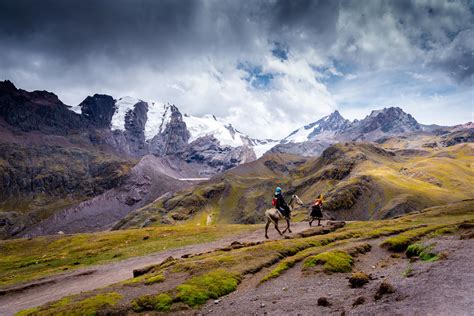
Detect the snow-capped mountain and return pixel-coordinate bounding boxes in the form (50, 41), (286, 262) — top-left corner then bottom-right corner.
(283, 110), (350, 143)
(183, 113), (250, 147)
(282, 107), (423, 144)
(273, 107), (429, 156)
(75, 95), (277, 160)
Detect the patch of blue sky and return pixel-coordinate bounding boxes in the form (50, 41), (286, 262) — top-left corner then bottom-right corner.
(238, 62), (275, 89)
(271, 42), (289, 61)
(312, 59), (357, 85)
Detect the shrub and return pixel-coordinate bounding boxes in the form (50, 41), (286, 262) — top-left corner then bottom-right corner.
(349, 271), (370, 288)
(406, 243), (439, 262)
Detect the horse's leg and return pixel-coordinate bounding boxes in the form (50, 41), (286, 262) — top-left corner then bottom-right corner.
(282, 219), (288, 234)
(318, 218), (321, 226)
(309, 217), (313, 227)
(265, 218), (271, 239)
(274, 220), (283, 236)
(286, 218), (292, 233)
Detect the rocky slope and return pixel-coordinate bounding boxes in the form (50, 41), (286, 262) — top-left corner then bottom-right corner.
(18, 155), (193, 237)
(0, 143), (134, 239)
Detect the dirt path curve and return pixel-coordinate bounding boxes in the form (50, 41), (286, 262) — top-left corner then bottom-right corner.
(0, 221), (314, 316)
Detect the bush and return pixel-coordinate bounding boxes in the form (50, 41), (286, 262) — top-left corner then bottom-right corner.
(349, 271), (370, 288)
(406, 243), (438, 261)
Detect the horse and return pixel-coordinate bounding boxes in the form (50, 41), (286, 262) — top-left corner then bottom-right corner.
(264, 194), (304, 239)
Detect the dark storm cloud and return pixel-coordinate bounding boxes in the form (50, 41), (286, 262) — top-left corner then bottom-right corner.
(1, 0), (471, 80)
(0, 0), (201, 65)
(0, 0), (472, 137)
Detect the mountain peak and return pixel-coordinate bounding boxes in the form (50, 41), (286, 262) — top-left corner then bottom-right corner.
(0, 80), (17, 93)
(325, 110), (347, 123)
(329, 109), (342, 118)
(369, 106), (405, 118)
(355, 106), (420, 135)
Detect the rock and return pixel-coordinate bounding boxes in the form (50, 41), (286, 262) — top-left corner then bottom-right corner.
(460, 231), (474, 240)
(57, 231), (64, 235)
(349, 271), (370, 288)
(177, 135), (256, 174)
(374, 280), (395, 300)
(148, 104), (190, 155)
(0, 80), (85, 134)
(352, 296), (366, 307)
(317, 297), (331, 307)
(260, 303), (266, 308)
(124, 101), (148, 156)
(214, 299), (221, 304)
(79, 94), (116, 128)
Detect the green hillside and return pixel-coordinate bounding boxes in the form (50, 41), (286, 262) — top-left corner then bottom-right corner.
(117, 142), (474, 228)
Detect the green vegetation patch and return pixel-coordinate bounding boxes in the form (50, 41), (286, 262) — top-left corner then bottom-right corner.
(259, 261), (296, 284)
(15, 308), (39, 316)
(304, 250), (353, 273)
(176, 269), (240, 307)
(0, 224), (258, 287)
(406, 243), (439, 262)
(380, 225), (445, 252)
(431, 226), (457, 236)
(131, 293), (173, 312)
(16, 292), (122, 316)
(145, 273), (165, 285)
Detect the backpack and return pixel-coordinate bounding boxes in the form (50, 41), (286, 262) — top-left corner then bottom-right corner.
(272, 197), (277, 207)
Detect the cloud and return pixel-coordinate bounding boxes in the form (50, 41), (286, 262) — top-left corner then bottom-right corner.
(0, 0), (472, 139)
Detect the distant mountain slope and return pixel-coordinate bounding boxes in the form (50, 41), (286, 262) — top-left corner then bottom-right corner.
(273, 107), (472, 157)
(114, 153), (308, 228)
(18, 155), (193, 237)
(118, 142), (474, 228)
(0, 143), (134, 239)
(283, 110), (350, 143)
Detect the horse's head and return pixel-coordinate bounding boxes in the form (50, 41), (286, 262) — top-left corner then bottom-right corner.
(291, 194), (305, 207)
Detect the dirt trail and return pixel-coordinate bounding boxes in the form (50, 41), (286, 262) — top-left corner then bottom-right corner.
(0, 222), (312, 316)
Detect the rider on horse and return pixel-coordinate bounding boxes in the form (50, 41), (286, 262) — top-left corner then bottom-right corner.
(273, 187), (291, 218)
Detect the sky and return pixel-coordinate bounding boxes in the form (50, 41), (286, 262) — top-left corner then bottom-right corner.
(0, 0), (473, 139)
